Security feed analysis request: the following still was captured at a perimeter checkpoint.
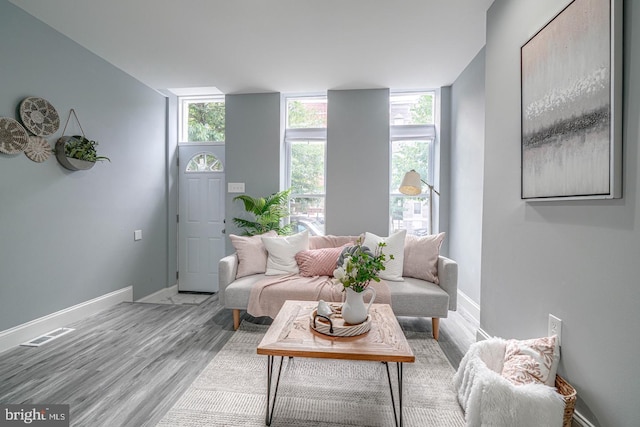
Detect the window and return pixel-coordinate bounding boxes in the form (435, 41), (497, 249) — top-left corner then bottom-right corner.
(285, 96), (327, 236)
(185, 153), (223, 173)
(390, 92), (434, 125)
(389, 92), (436, 235)
(287, 97), (327, 128)
(179, 96), (225, 143)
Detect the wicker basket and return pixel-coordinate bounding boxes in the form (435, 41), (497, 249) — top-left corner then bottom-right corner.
(555, 375), (577, 427)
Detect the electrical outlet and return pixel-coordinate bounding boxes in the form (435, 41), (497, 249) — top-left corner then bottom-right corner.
(134, 230), (142, 241)
(548, 314), (562, 346)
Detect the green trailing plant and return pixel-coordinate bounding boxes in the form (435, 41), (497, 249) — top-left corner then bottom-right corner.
(65, 135), (110, 163)
(233, 189), (292, 236)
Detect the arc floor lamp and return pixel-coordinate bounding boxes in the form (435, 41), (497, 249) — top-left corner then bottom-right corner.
(398, 169), (440, 234)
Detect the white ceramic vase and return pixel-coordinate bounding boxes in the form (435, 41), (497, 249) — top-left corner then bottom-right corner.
(342, 287), (376, 325)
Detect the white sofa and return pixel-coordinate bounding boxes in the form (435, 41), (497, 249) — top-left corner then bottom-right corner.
(218, 234), (458, 340)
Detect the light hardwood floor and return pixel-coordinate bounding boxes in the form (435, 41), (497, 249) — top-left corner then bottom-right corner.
(0, 294), (477, 427)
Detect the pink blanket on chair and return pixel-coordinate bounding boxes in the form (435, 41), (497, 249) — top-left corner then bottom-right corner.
(247, 274), (391, 319)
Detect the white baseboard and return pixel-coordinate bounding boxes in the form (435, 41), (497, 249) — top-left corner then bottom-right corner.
(0, 286), (133, 354)
(476, 327), (491, 341)
(572, 410), (596, 427)
(457, 290), (480, 324)
(136, 284), (178, 303)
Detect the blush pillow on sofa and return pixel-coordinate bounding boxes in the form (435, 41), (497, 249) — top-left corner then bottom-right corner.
(362, 230), (407, 281)
(403, 232), (445, 284)
(229, 230), (278, 278)
(295, 246), (346, 277)
(262, 230), (309, 275)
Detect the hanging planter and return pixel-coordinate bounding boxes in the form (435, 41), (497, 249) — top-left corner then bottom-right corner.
(55, 109), (110, 171)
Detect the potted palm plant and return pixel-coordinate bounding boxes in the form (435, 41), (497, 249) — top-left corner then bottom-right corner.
(233, 188), (293, 236)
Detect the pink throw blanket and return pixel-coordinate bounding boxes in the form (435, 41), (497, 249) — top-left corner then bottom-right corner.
(247, 274), (392, 319)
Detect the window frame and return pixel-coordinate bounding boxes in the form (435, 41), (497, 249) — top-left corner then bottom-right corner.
(389, 90), (437, 235)
(184, 151), (224, 173)
(284, 94), (328, 235)
(178, 95), (225, 144)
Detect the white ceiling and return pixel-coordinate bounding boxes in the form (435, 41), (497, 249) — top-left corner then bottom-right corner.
(9, 0), (494, 95)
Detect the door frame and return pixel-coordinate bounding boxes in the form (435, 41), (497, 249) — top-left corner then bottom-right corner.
(177, 142), (226, 292)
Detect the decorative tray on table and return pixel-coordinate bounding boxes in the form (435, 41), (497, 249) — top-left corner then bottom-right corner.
(309, 304), (371, 337)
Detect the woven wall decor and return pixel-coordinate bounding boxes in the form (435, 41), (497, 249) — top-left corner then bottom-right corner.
(19, 97), (60, 136)
(25, 136), (52, 163)
(0, 117), (29, 154)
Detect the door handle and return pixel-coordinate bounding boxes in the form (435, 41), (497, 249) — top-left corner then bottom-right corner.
(222, 229), (226, 234)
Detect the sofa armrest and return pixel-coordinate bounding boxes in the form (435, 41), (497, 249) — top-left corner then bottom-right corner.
(218, 253), (238, 306)
(438, 256), (458, 311)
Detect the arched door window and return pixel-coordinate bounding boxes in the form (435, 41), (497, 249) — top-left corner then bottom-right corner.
(185, 152), (223, 173)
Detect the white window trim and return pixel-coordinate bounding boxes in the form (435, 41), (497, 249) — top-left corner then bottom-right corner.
(284, 94), (328, 197)
(284, 127), (327, 142)
(389, 91), (438, 234)
(390, 124), (436, 140)
(185, 151), (224, 173)
(390, 123), (436, 195)
(389, 138), (436, 234)
(285, 133), (328, 199)
(178, 95), (225, 144)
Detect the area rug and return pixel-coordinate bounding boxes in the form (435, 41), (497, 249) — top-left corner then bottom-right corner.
(157, 322), (465, 426)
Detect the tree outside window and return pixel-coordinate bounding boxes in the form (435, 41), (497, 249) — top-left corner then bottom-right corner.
(287, 98), (327, 128)
(390, 93), (433, 125)
(286, 96), (327, 235)
(390, 91), (436, 235)
(179, 97), (225, 143)
(390, 140), (432, 235)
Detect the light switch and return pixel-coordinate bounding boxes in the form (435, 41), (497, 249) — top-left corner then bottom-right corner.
(134, 230), (142, 241)
(228, 182), (245, 193)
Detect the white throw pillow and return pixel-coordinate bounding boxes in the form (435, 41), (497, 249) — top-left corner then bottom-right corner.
(262, 230), (310, 275)
(362, 230), (406, 281)
(501, 335), (560, 386)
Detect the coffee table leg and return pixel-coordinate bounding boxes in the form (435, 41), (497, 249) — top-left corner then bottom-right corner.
(384, 362), (404, 427)
(266, 355), (284, 426)
(398, 362), (403, 427)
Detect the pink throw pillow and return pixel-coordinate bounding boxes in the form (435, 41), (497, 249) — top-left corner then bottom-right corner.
(403, 233), (445, 284)
(229, 231), (277, 278)
(295, 246), (345, 277)
(501, 336), (560, 386)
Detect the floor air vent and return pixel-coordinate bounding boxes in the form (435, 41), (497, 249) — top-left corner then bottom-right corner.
(21, 328), (75, 347)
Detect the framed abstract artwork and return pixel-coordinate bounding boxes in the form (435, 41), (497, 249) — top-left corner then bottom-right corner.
(521, 0), (622, 200)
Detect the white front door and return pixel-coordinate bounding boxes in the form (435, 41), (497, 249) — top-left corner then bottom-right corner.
(178, 144), (225, 292)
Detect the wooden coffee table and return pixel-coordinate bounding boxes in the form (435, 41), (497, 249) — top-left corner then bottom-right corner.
(257, 300), (415, 427)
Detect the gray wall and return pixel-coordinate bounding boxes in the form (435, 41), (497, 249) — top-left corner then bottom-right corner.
(162, 91), (179, 286)
(435, 87), (452, 256)
(0, 0), (170, 330)
(326, 89), (390, 236)
(483, 1), (639, 425)
(224, 89), (393, 244)
(450, 48), (485, 306)
(224, 93), (282, 253)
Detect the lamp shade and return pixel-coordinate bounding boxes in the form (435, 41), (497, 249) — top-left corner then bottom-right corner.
(399, 170), (422, 195)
